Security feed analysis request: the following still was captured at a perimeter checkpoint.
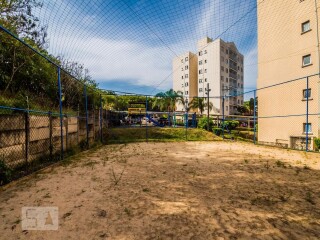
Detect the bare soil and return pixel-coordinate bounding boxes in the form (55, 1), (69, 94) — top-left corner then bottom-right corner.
(1, 141), (320, 240)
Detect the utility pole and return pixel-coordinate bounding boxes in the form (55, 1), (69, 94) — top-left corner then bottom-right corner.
(205, 83), (211, 131)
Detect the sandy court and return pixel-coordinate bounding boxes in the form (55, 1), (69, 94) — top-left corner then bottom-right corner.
(1, 141), (320, 239)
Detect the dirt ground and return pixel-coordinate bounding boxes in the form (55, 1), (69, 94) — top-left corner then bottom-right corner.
(1, 141), (320, 240)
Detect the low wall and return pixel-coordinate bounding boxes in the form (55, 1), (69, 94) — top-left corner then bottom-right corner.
(0, 112), (101, 168)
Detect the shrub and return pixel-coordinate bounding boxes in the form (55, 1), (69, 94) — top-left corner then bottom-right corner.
(314, 138), (320, 151)
(221, 120), (239, 130)
(197, 117), (214, 131)
(238, 131), (254, 140)
(236, 127), (254, 132)
(0, 159), (12, 185)
(213, 128), (223, 136)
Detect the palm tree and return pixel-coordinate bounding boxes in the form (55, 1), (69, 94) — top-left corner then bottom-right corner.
(189, 97), (213, 115)
(152, 89), (184, 112)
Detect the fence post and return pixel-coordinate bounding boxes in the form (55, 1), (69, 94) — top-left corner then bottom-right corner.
(65, 114), (68, 152)
(49, 111), (53, 160)
(253, 90), (257, 144)
(100, 94), (103, 143)
(77, 107), (79, 144)
(84, 85), (89, 148)
(222, 96), (225, 139)
(185, 113), (187, 140)
(57, 67), (64, 160)
(145, 95), (148, 142)
(24, 111), (30, 163)
(306, 77), (309, 151)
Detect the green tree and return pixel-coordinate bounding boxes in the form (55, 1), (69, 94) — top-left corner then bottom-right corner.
(189, 98), (205, 114)
(152, 89), (184, 112)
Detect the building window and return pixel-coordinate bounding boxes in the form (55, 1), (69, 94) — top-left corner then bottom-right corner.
(204, 59), (207, 63)
(185, 82), (188, 87)
(199, 60), (203, 65)
(221, 66), (224, 71)
(199, 79), (203, 83)
(302, 54), (311, 66)
(199, 51), (202, 56)
(199, 69), (203, 74)
(205, 78), (207, 82)
(226, 49), (228, 54)
(181, 68), (183, 71)
(204, 69), (207, 73)
(181, 76), (184, 79)
(226, 68), (229, 73)
(302, 21), (311, 33)
(221, 56), (224, 62)
(185, 57), (188, 61)
(185, 74), (189, 78)
(226, 59), (228, 64)
(181, 59), (183, 63)
(226, 78), (228, 82)
(221, 76), (224, 81)
(303, 88), (311, 99)
(237, 99), (240, 104)
(204, 50), (207, 54)
(185, 65), (188, 70)
(199, 88), (203, 92)
(303, 123), (312, 133)
(181, 84), (184, 87)
(185, 91), (188, 95)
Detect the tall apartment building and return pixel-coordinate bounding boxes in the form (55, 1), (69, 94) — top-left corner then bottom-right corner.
(173, 37), (244, 114)
(197, 37), (244, 115)
(257, 0), (320, 149)
(172, 52), (198, 111)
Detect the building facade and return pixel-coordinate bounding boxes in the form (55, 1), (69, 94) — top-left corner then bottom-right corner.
(172, 52), (198, 111)
(257, 0), (320, 150)
(197, 37), (244, 115)
(173, 37), (244, 115)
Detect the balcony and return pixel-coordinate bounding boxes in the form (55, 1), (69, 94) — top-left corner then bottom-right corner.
(229, 59), (237, 71)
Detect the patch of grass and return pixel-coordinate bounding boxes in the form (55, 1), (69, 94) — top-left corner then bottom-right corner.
(124, 208), (132, 216)
(305, 191), (315, 205)
(0, 159), (12, 185)
(275, 160), (286, 168)
(303, 165), (311, 170)
(105, 127), (222, 143)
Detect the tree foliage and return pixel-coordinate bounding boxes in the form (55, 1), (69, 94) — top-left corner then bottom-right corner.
(152, 89), (184, 112)
(0, 0), (100, 112)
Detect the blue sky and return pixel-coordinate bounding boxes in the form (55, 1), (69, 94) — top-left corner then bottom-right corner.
(35, 0), (258, 96)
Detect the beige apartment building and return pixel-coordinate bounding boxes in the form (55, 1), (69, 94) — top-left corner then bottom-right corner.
(173, 38), (244, 114)
(197, 37), (244, 115)
(257, 0), (320, 150)
(173, 52), (198, 111)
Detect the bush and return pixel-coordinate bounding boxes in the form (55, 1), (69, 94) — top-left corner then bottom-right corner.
(221, 120), (239, 130)
(197, 117), (214, 131)
(236, 127), (254, 132)
(0, 159), (12, 185)
(213, 128), (223, 136)
(314, 138), (320, 151)
(238, 131), (254, 140)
